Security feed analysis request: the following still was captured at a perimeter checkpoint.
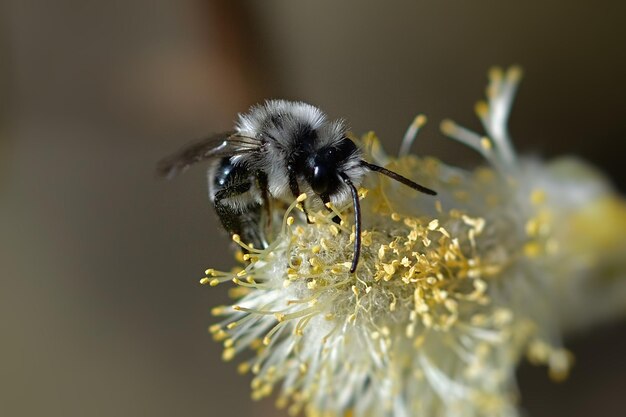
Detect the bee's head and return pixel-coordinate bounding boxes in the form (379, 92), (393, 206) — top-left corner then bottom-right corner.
(305, 138), (361, 198)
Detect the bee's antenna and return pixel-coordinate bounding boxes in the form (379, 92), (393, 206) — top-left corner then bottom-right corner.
(339, 173), (361, 274)
(360, 161), (437, 196)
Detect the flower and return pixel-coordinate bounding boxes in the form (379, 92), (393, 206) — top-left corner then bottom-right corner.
(203, 67), (626, 417)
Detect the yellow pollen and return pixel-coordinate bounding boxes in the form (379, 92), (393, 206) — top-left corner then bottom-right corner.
(237, 362), (251, 375)
(531, 189), (547, 205)
(440, 119), (457, 136)
(383, 264), (396, 275)
(309, 257), (322, 268)
(525, 218), (540, 237)
(212, 330), (228, 342)
(480, 137), (492, 150)
(507, 65), (523, 82)
(275, 397), (288, 409)
(524, 242), (542, 258)
(222, 348), (236, 361)
(474, 100), (489, 117)
(414, 114), (427, 128)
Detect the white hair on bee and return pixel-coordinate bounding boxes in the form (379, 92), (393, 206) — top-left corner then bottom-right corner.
(235, 100), (328, 142)
(234, 100), (364, 207)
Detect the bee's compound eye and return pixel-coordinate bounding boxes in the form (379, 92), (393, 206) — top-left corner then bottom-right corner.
(311, 165), (330, 194)
(336, 138), (357, 157)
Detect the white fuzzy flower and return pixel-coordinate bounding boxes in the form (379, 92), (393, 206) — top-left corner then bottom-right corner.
(203, 67), (626, 417)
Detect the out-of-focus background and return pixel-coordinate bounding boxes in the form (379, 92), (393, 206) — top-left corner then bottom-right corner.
(2, 1), (625, 416)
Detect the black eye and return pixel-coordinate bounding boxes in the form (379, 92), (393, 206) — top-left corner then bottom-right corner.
(311, 165), (329, 194)
(336, 138), (357, 158)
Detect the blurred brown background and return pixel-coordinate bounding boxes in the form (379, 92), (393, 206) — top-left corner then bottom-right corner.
(2, 1), (625, 416)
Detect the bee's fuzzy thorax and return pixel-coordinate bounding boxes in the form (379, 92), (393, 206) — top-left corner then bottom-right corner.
(234, 99), (364, 207)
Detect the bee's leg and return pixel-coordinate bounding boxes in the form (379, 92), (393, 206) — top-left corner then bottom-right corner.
(339, 173), (362, 273)
(321, 193), (341, 225)
(256, 171), (272, 229)
(287, 166), (312, 223)
(214, 182), (265, 250)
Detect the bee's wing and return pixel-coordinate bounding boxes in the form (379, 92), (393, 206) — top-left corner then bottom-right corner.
(157, 131), (262, 179)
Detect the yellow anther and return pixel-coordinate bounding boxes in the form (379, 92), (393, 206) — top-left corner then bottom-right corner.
(507, 65), (523, 82)
(440, 119), (457, 135)
(237, 362), (251, 375)
(531, 189), (547, 205)
(222, 348), (236, 362)
(475, 101), (489, 117)
(480, 137), (492, 150)
(414, 114), (427, 128)
(383, 264), (396, 275)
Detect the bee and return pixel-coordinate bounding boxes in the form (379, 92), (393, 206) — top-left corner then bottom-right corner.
(158, 100), (436, 272)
